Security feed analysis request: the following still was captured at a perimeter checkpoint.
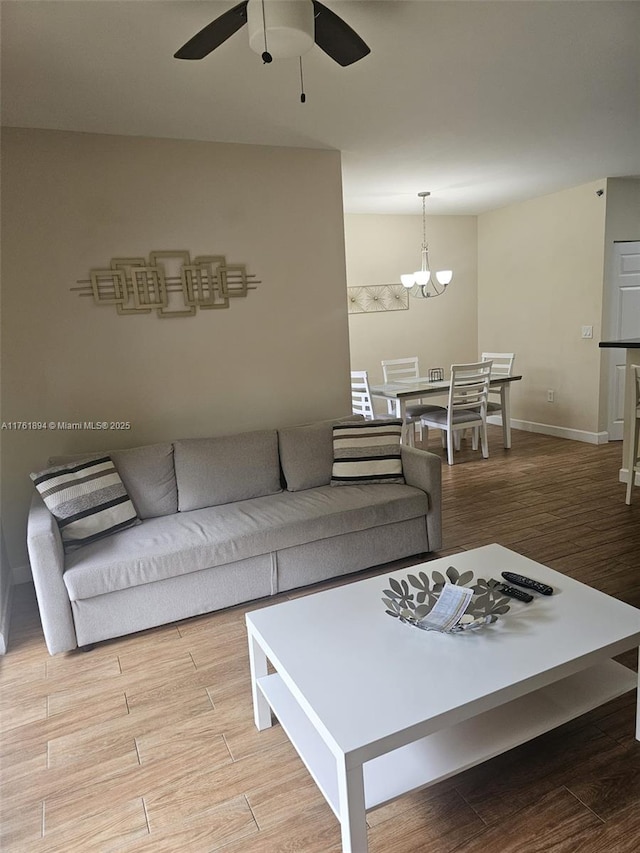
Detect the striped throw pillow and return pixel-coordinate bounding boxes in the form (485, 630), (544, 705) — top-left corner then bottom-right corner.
(331, 420), (405, 486)
(31, 456), (140, 550)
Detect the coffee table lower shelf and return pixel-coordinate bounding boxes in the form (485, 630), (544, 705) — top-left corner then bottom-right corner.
(258, 659), (636, 818)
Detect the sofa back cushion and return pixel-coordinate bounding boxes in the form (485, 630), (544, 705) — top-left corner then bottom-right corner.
(278, 417), (363, 492)
(48, 443), (178, 520)
(174, 430), (282, 511)
(110, 444), (178, 518)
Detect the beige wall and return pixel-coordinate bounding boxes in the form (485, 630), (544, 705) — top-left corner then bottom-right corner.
(344, 213), (478, 410)
(478, 180), (608, 438)
(1, 128), (351, 575)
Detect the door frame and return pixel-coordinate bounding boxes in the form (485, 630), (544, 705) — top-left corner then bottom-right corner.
(605, 240), (640, 442)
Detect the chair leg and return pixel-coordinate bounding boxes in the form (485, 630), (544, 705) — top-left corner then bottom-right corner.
(480, 422), (489, 459)
(471, 426), (479, 451)
(446, 430), (455, 465)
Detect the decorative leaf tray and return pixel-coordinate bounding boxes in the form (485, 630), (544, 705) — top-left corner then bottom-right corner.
(382, 565), (512, 632)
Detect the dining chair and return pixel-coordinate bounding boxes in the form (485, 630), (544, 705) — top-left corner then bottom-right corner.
(625, 364), (640, 505)
(350, 371), (376, 420)
(421, 361), (493, 465)
(481, 352), (516, 447)
(381, 357), (444, 444)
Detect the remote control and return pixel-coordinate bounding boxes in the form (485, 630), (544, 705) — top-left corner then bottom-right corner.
(498, 583), (534, 603)
(501, 572), (553, 596)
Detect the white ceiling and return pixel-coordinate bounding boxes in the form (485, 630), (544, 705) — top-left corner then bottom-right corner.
(2, 0), (639, 214)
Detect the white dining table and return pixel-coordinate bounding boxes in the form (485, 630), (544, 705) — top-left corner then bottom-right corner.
(370, 374), (522, 448)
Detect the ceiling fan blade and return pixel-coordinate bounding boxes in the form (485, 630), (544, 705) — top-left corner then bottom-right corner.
(174, 1), (249, 60)
(311, 0), (370, 67)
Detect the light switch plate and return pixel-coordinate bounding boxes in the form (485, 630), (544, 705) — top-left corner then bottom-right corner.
(581, 325), (593, 339)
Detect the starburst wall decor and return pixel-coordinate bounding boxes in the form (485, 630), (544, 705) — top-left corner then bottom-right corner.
(347, 284), (409, 314)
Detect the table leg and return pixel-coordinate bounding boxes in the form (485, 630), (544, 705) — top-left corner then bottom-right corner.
(501, 383), (512, 449)
(399, 399), (414, 447)
(247, 629), (272, 730)
(337, 758), (368, 853)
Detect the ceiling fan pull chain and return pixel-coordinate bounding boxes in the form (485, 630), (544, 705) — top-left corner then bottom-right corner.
(261, 0), (272, 63)
(299, 57), (306, 103)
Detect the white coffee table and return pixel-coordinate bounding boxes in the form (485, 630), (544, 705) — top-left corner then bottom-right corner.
(245, 544), (640, 853)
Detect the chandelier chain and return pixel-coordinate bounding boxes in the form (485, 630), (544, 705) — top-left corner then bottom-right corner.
(422, 193), (427, 251)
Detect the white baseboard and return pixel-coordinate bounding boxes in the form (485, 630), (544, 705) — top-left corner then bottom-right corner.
(489, 416), (609, 445)
(11, 563), (33, 585)
(618, 468), (640, 485)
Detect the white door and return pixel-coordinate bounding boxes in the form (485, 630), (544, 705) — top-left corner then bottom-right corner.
(607, 242), (640, 441)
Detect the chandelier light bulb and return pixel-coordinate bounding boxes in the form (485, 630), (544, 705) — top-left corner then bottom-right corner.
(435, 270), (453, 286)
(401, 274), (415, 288)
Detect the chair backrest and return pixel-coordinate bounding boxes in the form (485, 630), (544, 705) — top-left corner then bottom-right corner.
(481, 352), (515, 403)
(350, 370), (375, 420)
(481, 352), (515, 377)
(448, 361), (493, 417)
(381, 357), (420, 383)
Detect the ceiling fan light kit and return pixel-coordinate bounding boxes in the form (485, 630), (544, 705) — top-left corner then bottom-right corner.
(174, 0), (370, 89)
(401, 192), (453, 299)
(247, 0), (315, 60)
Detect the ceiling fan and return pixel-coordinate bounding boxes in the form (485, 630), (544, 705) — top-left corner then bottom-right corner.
(174, 0), (370, 67)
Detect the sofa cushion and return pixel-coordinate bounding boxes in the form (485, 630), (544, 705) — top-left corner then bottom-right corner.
(111, 444), (177, 518)
(174, 430), (282, 512)
(331, 420), (405, 486)
(62, 483), (428, 600)
(48, 443), (178, 520)
(278, 416), (362, 492)
(31, 456), (140, 550)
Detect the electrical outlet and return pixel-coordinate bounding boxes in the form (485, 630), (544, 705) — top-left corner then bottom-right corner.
(547, 390), (555, 403)
(581, 325), (593, 339)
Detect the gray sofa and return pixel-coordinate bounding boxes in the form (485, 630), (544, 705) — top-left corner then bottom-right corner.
(27, 418), (442, 655)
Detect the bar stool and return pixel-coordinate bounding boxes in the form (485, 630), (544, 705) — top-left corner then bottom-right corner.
(625, 364), (640, 505)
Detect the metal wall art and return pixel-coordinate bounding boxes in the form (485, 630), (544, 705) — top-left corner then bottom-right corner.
(382, 565), (512, 633)
(72, 251), (260, 318)
(347, 284), (409, 314)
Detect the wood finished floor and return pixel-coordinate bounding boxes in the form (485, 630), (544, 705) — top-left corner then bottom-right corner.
(2, 427), (640, 853)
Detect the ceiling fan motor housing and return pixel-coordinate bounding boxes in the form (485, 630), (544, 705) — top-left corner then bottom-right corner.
(247, 0), (315, 59)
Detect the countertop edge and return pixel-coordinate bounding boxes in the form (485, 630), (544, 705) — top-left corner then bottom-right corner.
(599, 339), (640, 348)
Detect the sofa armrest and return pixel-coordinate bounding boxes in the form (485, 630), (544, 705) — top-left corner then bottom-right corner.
(26, 493), (77, 654)
(401, 446), (442, 551)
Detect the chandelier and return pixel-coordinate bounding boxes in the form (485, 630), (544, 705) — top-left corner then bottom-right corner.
(400, 192), (453, 298)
